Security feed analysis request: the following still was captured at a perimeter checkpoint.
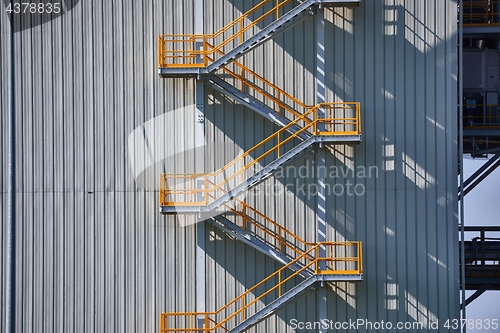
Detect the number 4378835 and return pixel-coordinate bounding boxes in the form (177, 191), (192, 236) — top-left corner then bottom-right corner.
(5, 2), (61, 14)
(444, 319), (498, 330)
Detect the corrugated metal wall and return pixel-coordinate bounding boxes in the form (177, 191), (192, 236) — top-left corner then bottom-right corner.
(204, 0), (459, 331)
(1, 0), (458, 332)
(1, 1), (199, 332)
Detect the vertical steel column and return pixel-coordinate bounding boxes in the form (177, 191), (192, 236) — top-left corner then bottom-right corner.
(316, 6), (328, 332)
(6, 2), (16, 332)
(194, 0), (206, 328)
(195, 82), (206, 329)
(459, 0), (467, 331)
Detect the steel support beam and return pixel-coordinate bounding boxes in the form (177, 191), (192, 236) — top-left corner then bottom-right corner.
(194, 1), (206, 327)
(461, 286), (490, 309)
(6, 2), (16, 332)
(458, 1), (468, 329)
(458, 152), (500, 200)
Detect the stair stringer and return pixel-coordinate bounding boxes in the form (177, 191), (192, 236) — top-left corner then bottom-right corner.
(228, 275), (319, 333)
(205, 75), (311, 140)
(207, 216), (313, 278)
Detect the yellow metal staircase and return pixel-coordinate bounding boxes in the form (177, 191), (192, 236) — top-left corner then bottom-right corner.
(159, 103), (360, 213)
(161, 186), (363, 332)
(158, 0), (363, 331)
(158, 0), (360, 76)
(160, 242), (362, 333)
(203, 42), (332, 134)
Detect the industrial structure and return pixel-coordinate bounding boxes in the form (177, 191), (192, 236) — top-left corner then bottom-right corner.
(458, 0), (500, 308)
(1, 0), (498, 332)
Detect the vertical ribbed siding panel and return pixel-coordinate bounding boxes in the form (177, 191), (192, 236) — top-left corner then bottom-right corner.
(0, 0), (459, 332)
(195, 0), (459, 331)
(0, 0), (199, 332)
(321, 0), (458, 330)
(203, 1), (456, 328)
(0, 23), (6, 212)
(446, 0), (461, 320)
(382, 0), (399, 324)
(0, 13), (6, 328)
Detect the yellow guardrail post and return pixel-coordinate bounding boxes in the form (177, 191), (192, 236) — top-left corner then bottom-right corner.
(359, 241), (363, 274)
(188, 36), (194, 66)
(359, 102), (362, 134)
(314, 244), (319, 274)
(278, 228), (284, 253)
(158, 35), (163, 68)
(242, 295), (246, 321)
(277, 131), (281, 157)
(313, 107), (318, 134)
(278, 270), (282, 297)
(240, 67), (246, 92)
(239, 17), (243, 44)
(160, 314), (165, 333)
(276, 92), (281, 115)
(241, 158), (245, 182)
(204, 176), (208, 205)
(189, 177), (194, 203)
(160, 175), (168, 206)
(242, 202), (247, 230)
(203, 36), (207, 67)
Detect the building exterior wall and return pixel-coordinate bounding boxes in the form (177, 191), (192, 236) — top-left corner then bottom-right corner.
(1, 0), (458, 332)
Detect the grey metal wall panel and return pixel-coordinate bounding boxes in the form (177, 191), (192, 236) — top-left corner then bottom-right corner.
(1, 0), (198, 332)
(201, 0), (458, 332)
(1, 0), (458, 332)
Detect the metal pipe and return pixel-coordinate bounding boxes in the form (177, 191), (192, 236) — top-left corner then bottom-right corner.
(459, 0), (467, 331)
(6, 0), (16, 331)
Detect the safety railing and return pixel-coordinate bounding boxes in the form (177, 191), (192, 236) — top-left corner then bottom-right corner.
(461, 227), (500, 277)
(206, 180), (312, 259)
(160, 103), (361, 207)
(461, 1), (500, 26)
(206, 42), (312, 122)
(464, 251), (500, 277)
(206, 42), (361, 135)
(160, 241), (362, 333)
(158, 0), (295, 68)
(462, 104), (500, 128)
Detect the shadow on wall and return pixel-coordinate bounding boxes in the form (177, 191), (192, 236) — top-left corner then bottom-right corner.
(201, 0), (458, 328)
(129, 0), (457, 328)
(203, 222), (320, 330)
(3, 0), (80, 32)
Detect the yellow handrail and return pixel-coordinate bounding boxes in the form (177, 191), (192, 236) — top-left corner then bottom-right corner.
(160, 242), (362, 333)
(205, 180), (313, 259)
(158, 0), (295, 68)
(205, 42), (311, 122)
(462, 104), (500, 128)
(160, 103), (360, 207)
(462, 1), (500, 26)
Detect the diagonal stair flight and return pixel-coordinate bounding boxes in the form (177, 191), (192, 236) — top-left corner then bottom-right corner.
(157, 1), (363, 331)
